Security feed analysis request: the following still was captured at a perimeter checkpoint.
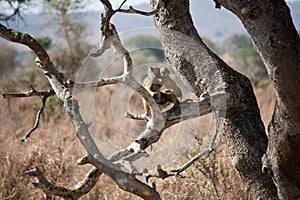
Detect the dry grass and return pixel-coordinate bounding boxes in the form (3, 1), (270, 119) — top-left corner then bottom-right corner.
(0, 79), (274, 200)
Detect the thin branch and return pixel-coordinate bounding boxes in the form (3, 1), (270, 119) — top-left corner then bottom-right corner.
(116, 0), (128, 11)
(21, 96), (46, 142)
(117, 5), (159, 16)
(0, 3), (231, 199)
(141, 129), (219, 181)
(3, 86), (55, 142)
(116, 0), (161, 16)
(0, 7), (20, 21)
(2, 86), (54, 99)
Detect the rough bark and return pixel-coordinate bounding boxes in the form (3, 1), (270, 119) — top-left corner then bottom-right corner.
(151, 0), (278, 199)
(215, 0), (300, 199)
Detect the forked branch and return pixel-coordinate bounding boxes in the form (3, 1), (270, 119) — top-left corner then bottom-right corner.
(141, 129), (219, 181)
(2, 86), (55, 141)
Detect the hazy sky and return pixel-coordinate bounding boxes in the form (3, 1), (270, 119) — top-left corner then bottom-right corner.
(85, 0), (147, 11)
(85, 0), (300, 11)
(2, 0), (300, 15)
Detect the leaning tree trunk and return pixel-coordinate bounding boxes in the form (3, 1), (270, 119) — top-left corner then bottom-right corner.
(215, 0), (300, 199)
(151, 0), (278, 199)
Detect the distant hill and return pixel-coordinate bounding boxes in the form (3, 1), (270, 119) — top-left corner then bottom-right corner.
(2, 0), (300, 46)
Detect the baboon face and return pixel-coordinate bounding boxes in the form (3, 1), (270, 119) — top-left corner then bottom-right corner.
(152, 92), (161, 101)
(148, 66), (161, 78)
(160, 68), (170, 78)
(149, 83), (161, 92)
(149, 83), (162, 101)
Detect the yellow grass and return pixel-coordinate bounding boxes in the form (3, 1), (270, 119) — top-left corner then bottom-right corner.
(0, 79), (274, 199)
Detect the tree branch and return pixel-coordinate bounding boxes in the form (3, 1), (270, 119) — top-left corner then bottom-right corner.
(65, 98), (161, 199)
(2, 86), (55, 141)
(141, 129), (219, 182)
(117, 5), (159, 16)
(0, 23), (51, 66)
(25, 167), (101, 200)
(116, 0), (161, 16)
(91, 21), (166, 155)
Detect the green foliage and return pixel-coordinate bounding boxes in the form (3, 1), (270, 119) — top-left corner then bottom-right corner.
(36, 37), (52, 50)
(18, 70), (36, 85)
(220, 34), (252, 53)
(124, 35), (165, 62)
(32, 96), (63, 119)
(219, 34), (267, 79)
(202, 37), (216, 52)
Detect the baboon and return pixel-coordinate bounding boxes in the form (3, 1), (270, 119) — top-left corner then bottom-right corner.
(160, 67), (182, 100)
(142, 66), (180, 115)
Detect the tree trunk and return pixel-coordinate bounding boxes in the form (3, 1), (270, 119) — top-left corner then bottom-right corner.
(151, 0), (278, 199)
(215, 0), (300, 199)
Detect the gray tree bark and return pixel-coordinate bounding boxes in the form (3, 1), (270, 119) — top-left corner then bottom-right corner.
(215, 1), (300, 199)
(150, 0), (298, 199)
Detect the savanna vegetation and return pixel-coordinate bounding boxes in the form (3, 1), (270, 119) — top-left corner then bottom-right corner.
(0, 0), (299, 199)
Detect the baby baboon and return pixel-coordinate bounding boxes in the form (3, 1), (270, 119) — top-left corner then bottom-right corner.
(142, 66), (162, 114)
(142, 66), (180, 115)
(160, 67), (182, 100)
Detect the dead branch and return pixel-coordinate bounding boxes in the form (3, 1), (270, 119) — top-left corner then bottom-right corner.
(0, 1), (25, 23)
(2, 86), (55, 141)
(0, 24), (51, 66)
(2, 86), (54, 99)
(117, 5), (159, 16)
(65, 98), (161, 199)
(140, 129), (219, 182)
(25, 167), (101, 200)
(22, 97), (46, 142)
(116, 0), (161, 16)
(116, 0), (128, 11)
(91, 21), (166, 155)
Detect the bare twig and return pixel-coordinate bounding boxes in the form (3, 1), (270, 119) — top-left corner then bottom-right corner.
(116, 0), (128, 11)
(2, 86), (54, 99)
(116, 0), (160, 16)
(117, 5), (159, 16)
(22, 96), (46, 142)
(3, 86), (55, 141)
(170, 129), (219, 173)
(0, 7), (20, 21)
(140, 129), (219, 182)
